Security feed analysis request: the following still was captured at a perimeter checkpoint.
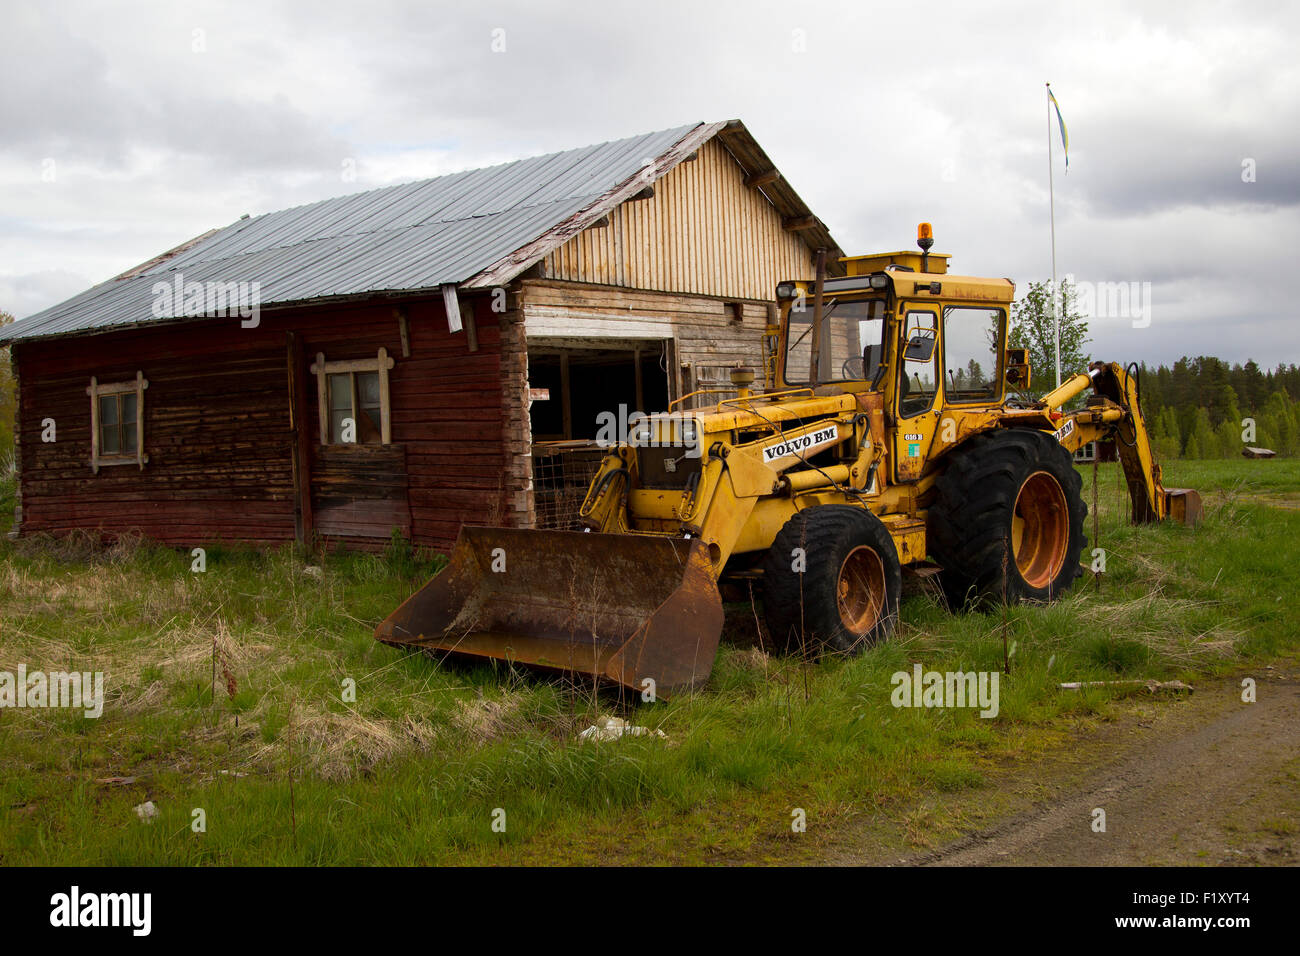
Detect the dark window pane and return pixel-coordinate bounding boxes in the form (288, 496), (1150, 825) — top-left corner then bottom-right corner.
(358, 372), (380, 407)
(100, 421), (120, 454)
(328, 373), (352, 411)
(123, 422), (137, 454)
(99, 394), (118, 426)
(120, 391), (137, 426)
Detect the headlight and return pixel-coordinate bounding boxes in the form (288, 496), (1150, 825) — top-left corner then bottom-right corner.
(775, 282), (797, 300)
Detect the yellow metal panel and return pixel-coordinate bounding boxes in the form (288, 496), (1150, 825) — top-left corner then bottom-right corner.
(880, 516), (926, 566)
(842, 251), (950, 275)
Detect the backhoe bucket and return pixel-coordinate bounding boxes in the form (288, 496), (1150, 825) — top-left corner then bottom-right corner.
(374, 527), (725, 695)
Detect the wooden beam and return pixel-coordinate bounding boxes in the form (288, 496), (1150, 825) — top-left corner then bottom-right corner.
(588, 215), (610, 229)
(395, 306), (410, 358)
(719, 119), (745, 136)
(313, 352), (328, 445)
(633, 347), (644, 413)
(744, 168), (781, 188)
(559, 352), (572, 440)
(782, 215), (820, 232)
(628, 185), (655, 202)
(286, 332), (313, 544)
(441, 284), (463, 333)
(378, 346), (392, 444)
(464, 300), (478, 352)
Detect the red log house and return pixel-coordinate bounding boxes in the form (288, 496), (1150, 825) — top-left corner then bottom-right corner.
(1, 121), (843, 551)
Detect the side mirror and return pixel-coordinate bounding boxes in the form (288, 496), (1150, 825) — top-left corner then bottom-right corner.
(905, 332), (936, 363)
(1005, 348), (1031, 389)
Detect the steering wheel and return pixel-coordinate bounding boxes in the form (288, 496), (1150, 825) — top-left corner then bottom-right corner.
(841, 356), (865, 379)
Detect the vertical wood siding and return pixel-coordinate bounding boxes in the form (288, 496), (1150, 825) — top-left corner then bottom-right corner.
(541, 137), (815, 300)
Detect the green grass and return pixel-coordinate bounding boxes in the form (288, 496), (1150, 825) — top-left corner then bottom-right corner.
(0, 458), (1298, 865)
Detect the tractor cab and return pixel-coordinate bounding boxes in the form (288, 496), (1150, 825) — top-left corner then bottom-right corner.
(770, 224), (1021, 480)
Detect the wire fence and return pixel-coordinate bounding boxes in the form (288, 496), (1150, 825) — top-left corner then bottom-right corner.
(532, 441), (608, 530)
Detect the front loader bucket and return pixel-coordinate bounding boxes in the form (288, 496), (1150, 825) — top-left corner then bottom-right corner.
(374, 528), (724, 695)
(1165, 488), (1203, 527)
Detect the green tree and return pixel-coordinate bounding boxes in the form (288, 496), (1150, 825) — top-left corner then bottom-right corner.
(1008, 278), (1091, 394)
(1184, 407), (1214, 460)
(1151, 406), (1181, 460)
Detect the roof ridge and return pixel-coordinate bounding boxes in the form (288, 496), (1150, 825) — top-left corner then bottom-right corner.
(226, 122), (703, 227)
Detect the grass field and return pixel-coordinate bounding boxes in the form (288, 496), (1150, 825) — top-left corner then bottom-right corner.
(0, 458), (1297, 865)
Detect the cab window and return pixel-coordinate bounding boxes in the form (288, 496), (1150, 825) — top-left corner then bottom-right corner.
(942, 306), (1003, 404)
(898, 310), (938, 417)
(785, 296), (887, 384)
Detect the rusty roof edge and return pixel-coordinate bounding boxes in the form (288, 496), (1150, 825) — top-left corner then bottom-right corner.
(460, 121), (728, 291)
(110, 226), (227, 282)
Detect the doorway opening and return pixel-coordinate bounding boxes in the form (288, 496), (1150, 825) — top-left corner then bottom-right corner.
(528, 340), (670, 441)
(528, 339), (671, 529)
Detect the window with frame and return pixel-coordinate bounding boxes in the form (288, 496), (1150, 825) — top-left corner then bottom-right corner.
(87, 372), (149, 472)
(942, 306), (1004, 404)
(898, 310), (938, 418)
(784, 296), (887, 384)
(310, 348), (395, 445)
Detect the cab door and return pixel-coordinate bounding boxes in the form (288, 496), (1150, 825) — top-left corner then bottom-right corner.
(893, 307), (941, 482)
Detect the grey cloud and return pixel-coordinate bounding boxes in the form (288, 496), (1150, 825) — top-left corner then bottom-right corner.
(1, 0), (1297, 366)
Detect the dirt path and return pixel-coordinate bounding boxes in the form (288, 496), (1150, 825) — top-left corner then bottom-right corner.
(898, 674), (1300, 866)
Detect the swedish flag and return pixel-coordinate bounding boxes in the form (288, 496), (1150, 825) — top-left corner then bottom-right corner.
(1048, 87), (1069, 169)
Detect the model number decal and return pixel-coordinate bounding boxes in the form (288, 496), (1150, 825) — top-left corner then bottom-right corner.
(1052, 419), (1075, 443)
(762, 425), (839, 463)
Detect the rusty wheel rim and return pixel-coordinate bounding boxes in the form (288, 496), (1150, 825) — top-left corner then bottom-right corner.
(1011, 470), (1069, 588)
(837, 545), (886, 634)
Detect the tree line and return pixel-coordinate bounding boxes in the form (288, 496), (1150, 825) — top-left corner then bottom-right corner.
(1007, 280), (1298, 459)
(1138, 356), (1300, 459)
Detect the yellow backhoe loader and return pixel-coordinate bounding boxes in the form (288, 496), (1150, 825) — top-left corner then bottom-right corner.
(376, 226), (1201, 696)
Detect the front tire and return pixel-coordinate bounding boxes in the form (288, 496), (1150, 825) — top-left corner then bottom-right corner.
(761, 506), (902, 656)
(928, 429), (1087, 609)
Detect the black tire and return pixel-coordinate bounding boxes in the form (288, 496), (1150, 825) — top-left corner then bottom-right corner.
(761, 505), (902, 656)
(928, 429), (1087, 609)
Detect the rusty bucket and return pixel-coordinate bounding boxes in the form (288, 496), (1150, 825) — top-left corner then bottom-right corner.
(374, 527), (724, 695)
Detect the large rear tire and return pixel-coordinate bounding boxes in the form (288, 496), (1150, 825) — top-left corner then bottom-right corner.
(761, 505), (901, 656)
(928, 429), (1087, 609)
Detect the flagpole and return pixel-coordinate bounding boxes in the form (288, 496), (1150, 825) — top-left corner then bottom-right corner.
(1047, 81), (1060, 388)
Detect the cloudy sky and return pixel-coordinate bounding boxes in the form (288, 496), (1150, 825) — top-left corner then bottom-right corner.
(2, 0), (1296, 366)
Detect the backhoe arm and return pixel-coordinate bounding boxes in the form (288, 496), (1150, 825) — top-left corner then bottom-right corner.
(1040, 362), (1202, 526)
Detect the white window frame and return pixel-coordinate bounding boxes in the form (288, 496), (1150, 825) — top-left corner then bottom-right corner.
(88, 371), (149, 473)
(310, 348), (395, 446)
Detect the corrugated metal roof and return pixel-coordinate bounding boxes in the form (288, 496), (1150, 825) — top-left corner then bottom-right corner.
(2, 120), (844, 344)
(1, 124), (700, 343)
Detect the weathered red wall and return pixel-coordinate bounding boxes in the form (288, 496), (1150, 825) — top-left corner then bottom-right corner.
(12, 293), (507, 551)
